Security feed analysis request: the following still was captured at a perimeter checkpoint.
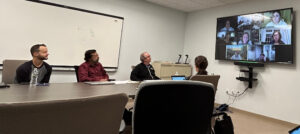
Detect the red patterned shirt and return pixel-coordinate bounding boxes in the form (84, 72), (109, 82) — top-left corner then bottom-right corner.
(78, 62), (109, 82)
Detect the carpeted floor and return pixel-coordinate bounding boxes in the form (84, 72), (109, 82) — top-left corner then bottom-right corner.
(121, 101), (298, 134)
(228, 107), (298, 134)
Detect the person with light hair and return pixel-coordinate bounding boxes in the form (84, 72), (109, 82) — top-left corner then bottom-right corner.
(130, 52), (160, 81)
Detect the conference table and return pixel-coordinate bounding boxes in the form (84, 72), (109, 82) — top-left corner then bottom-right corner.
(0, 82), (140, 103)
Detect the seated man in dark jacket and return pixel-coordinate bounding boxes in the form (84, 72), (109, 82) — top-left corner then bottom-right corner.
(130, 52), (160, 81)
(15, 44), (52, 84)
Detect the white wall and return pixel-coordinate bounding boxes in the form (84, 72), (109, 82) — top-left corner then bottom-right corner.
(184, 0), (300, 124)
(48, 0), (187, 82)
(0, 0), (186, 82)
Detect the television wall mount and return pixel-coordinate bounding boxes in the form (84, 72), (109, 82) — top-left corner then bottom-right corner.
(234, 61), (264, 88)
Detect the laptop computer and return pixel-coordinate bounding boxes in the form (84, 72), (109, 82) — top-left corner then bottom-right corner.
(171, 75), (186, 80)
(84, 81), (116, 85)
(289, 126), (300, 134)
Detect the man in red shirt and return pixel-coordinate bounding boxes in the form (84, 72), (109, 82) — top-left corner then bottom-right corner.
(78, 49), (109, 82)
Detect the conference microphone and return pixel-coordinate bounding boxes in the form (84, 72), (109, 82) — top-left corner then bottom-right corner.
(184, 54), (189, 64)
(176, 54), (182, 64)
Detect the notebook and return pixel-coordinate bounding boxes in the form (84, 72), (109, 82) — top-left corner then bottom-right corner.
(84, 81), (116, 85)
(171, 75), (186, 80)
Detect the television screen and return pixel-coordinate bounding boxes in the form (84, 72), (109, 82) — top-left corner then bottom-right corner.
(215, 8), (293, 64)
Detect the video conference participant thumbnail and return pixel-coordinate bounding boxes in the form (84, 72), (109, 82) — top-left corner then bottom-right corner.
(226, 45), (247, 61)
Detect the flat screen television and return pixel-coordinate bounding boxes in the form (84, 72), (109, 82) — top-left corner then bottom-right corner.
(215, 8), (293, 64)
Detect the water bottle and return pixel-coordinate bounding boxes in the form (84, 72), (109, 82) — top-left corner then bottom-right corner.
(30, 68), (38, 86)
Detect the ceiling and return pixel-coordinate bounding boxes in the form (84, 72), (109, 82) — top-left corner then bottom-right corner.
(145, 0), (248, 12)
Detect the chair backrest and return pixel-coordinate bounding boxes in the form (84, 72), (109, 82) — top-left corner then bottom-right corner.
(0, 93), (128, 134)
(2, 59), (28, 84)
(133, 80), (215, 134)
(131, 65), (136, 70)
(190, 75), (220, 92)
(74, 65), (79, 82)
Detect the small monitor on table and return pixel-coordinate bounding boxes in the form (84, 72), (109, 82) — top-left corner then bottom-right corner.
(289, 126), (300, 134)
(171, 75), (186, 80)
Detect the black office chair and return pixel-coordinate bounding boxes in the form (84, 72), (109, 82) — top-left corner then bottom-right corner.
(133, 80), (215, 134)
(74, 65), (80, 82)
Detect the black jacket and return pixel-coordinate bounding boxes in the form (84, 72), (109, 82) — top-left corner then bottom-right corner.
(130, 63), (160, 81)
(15, 60), (52, 84)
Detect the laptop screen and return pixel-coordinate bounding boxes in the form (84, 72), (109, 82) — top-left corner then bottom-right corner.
(171, 75), (186, 80)
(290, 126), (300, 134)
